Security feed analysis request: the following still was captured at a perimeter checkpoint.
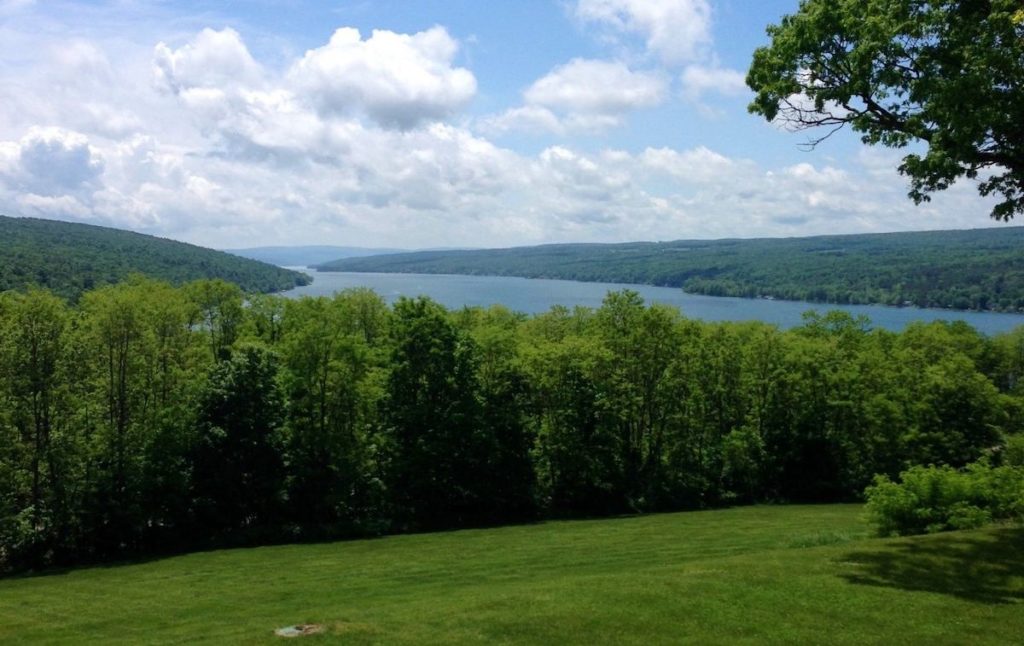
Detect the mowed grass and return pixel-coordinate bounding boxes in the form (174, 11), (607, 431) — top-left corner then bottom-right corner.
(1, 505), (1022, 644)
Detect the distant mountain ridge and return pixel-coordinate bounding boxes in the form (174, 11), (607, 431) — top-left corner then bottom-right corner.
(0, 215), (310, 300)
(224, 245), (406, 267)
(316, 226), (1024, 312)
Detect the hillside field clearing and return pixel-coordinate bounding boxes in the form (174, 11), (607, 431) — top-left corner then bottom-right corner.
(0, 505), (1021, 644)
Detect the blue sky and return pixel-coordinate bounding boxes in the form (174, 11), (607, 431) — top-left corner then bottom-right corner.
(0, 0), (1001, 248)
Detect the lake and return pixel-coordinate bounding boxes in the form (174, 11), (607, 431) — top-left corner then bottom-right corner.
(282, 270), (1024, 335)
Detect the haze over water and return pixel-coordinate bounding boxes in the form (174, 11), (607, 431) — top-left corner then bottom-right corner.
(283, 270), (1024, 336)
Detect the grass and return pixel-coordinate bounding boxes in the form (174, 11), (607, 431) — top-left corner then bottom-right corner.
(0, 505), (1021, 644)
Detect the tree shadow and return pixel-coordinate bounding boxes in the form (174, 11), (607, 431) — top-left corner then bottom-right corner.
(838, 526), (1024, 605)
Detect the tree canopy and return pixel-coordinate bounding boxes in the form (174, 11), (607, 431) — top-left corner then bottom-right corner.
(2, 279), (1024, 572)
(747, 0), (1024, 220)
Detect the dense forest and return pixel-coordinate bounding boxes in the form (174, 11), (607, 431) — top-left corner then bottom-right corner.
(0, 215), (310, 300)
(2, 278), (1022, 572)
(318, 227), (1024, 312)
(224, 245), (405, 267)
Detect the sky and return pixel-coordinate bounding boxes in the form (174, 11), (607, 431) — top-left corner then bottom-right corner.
(0, 0), (1007, 249)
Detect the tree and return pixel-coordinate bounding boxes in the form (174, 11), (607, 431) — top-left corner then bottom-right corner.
(459, 305), (537, 520)
(748, 1), (1024, 219)
(279, 295), (380, 534)
(191, 344), (286, 536)
(525, 333), (623, 516)
(184, 279), (244, 360)
(383, 297), (492, 529)
(0, 290), (73, 566)
(77, 282), (150, 552)
(594, 292), (685, 510)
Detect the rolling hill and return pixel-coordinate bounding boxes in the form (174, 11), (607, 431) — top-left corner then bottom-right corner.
(223, 245), (406, 267)
(0, 215), (310, 300)
(317, 226), (1024, 312)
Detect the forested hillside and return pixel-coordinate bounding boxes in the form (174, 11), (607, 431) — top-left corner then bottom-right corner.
(318, 227), (1024, 312)
(2, 280), (1022, 572)
(224, 245), (404, 267)
(0, 215), (310, 299)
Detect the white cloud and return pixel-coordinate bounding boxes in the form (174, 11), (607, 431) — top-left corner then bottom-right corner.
(17, 193), (91, 219)
(52, 39), (115, 84)
(783, 162), (848, 187)
(483, 58), (666, 135)
(641, 145), (755, 184)
(569, 2), (747, 121)
(575, 0), (712, 66)
(0, 0), (33, 16)
(680, 64), (747, 100)
(0, 7), (1004, 249)
(154, 28), (263, 94)
(479, 105), (565, 135)
(287, 26), (476, 129)
(525, 58), (666, 113)
(4, 127), (103, 197)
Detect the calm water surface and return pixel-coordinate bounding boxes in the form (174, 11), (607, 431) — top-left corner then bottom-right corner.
(282, 270), (1024, 335)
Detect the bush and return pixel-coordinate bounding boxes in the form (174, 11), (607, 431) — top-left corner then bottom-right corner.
(1004, 434), (1024, 467)
(865, 461), (1024, 537)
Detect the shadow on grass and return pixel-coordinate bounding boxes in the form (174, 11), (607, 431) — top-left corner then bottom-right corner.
(839, 526), (1024, 605)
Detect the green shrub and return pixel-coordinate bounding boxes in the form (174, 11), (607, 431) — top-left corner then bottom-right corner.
(865, 462), (1024, 536)
(1005, 434), (1024, 467)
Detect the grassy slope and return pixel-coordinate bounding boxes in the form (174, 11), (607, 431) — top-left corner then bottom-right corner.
(1, 505), (1021, 644)
(0, 215), (310, 299)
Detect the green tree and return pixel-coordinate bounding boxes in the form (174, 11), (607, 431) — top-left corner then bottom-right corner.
(908, 354), (1004, 466)
(526, 332), (623, 516)
(459, 305), (536, 519)
(383, 297), (491, 529)
(185, 279), (244, 360)
(279, 295), (381, 534)
(595, 293), (686, 509)
(748, 0), (1024, 219)
(246, 294), (286, 345)
(77, 281), (152, 551)
(191, 344), (286, 537)
(0, 290), (75, 566)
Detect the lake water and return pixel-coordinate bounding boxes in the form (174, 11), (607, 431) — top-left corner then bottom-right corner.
(282, 270), (1024, 335)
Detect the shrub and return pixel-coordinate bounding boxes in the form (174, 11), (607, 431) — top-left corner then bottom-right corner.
(865, 462), (1024, 536)
(1004, 433), (1024, 467)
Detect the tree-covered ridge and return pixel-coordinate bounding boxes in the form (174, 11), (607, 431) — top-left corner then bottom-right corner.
(0, 215), (310, 299)
(223, 245), (406, 267)
(2, 279), (1022, 573)
(318, 227), (1024, 312)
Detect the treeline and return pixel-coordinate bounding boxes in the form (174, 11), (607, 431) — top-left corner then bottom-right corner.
(0, 215), (310, 300)
(2, 279), (1023, 573)
(319, 227), (1024, 312)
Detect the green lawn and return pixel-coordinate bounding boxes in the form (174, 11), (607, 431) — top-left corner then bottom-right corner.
(1, 505), (1021, 644)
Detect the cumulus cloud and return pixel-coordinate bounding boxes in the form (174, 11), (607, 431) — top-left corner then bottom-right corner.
(52, 39), (116, 84)
(154, 28), (263, 94)
(641, 145), (755, 185)
(569, 0), (748, 119)
(479, 105), (565, 135)
(0, 6), (1003, 249)
(483, 59), (666, 134)
(575, 0), (713, 65)
(526, 59), (666, 113)
(4, 128), (103, 197)
(287, 26), (476, 129)
(680, 64), (747, 100)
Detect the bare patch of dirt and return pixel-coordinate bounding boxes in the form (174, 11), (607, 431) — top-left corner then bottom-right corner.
(274, 624), (325, 638)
